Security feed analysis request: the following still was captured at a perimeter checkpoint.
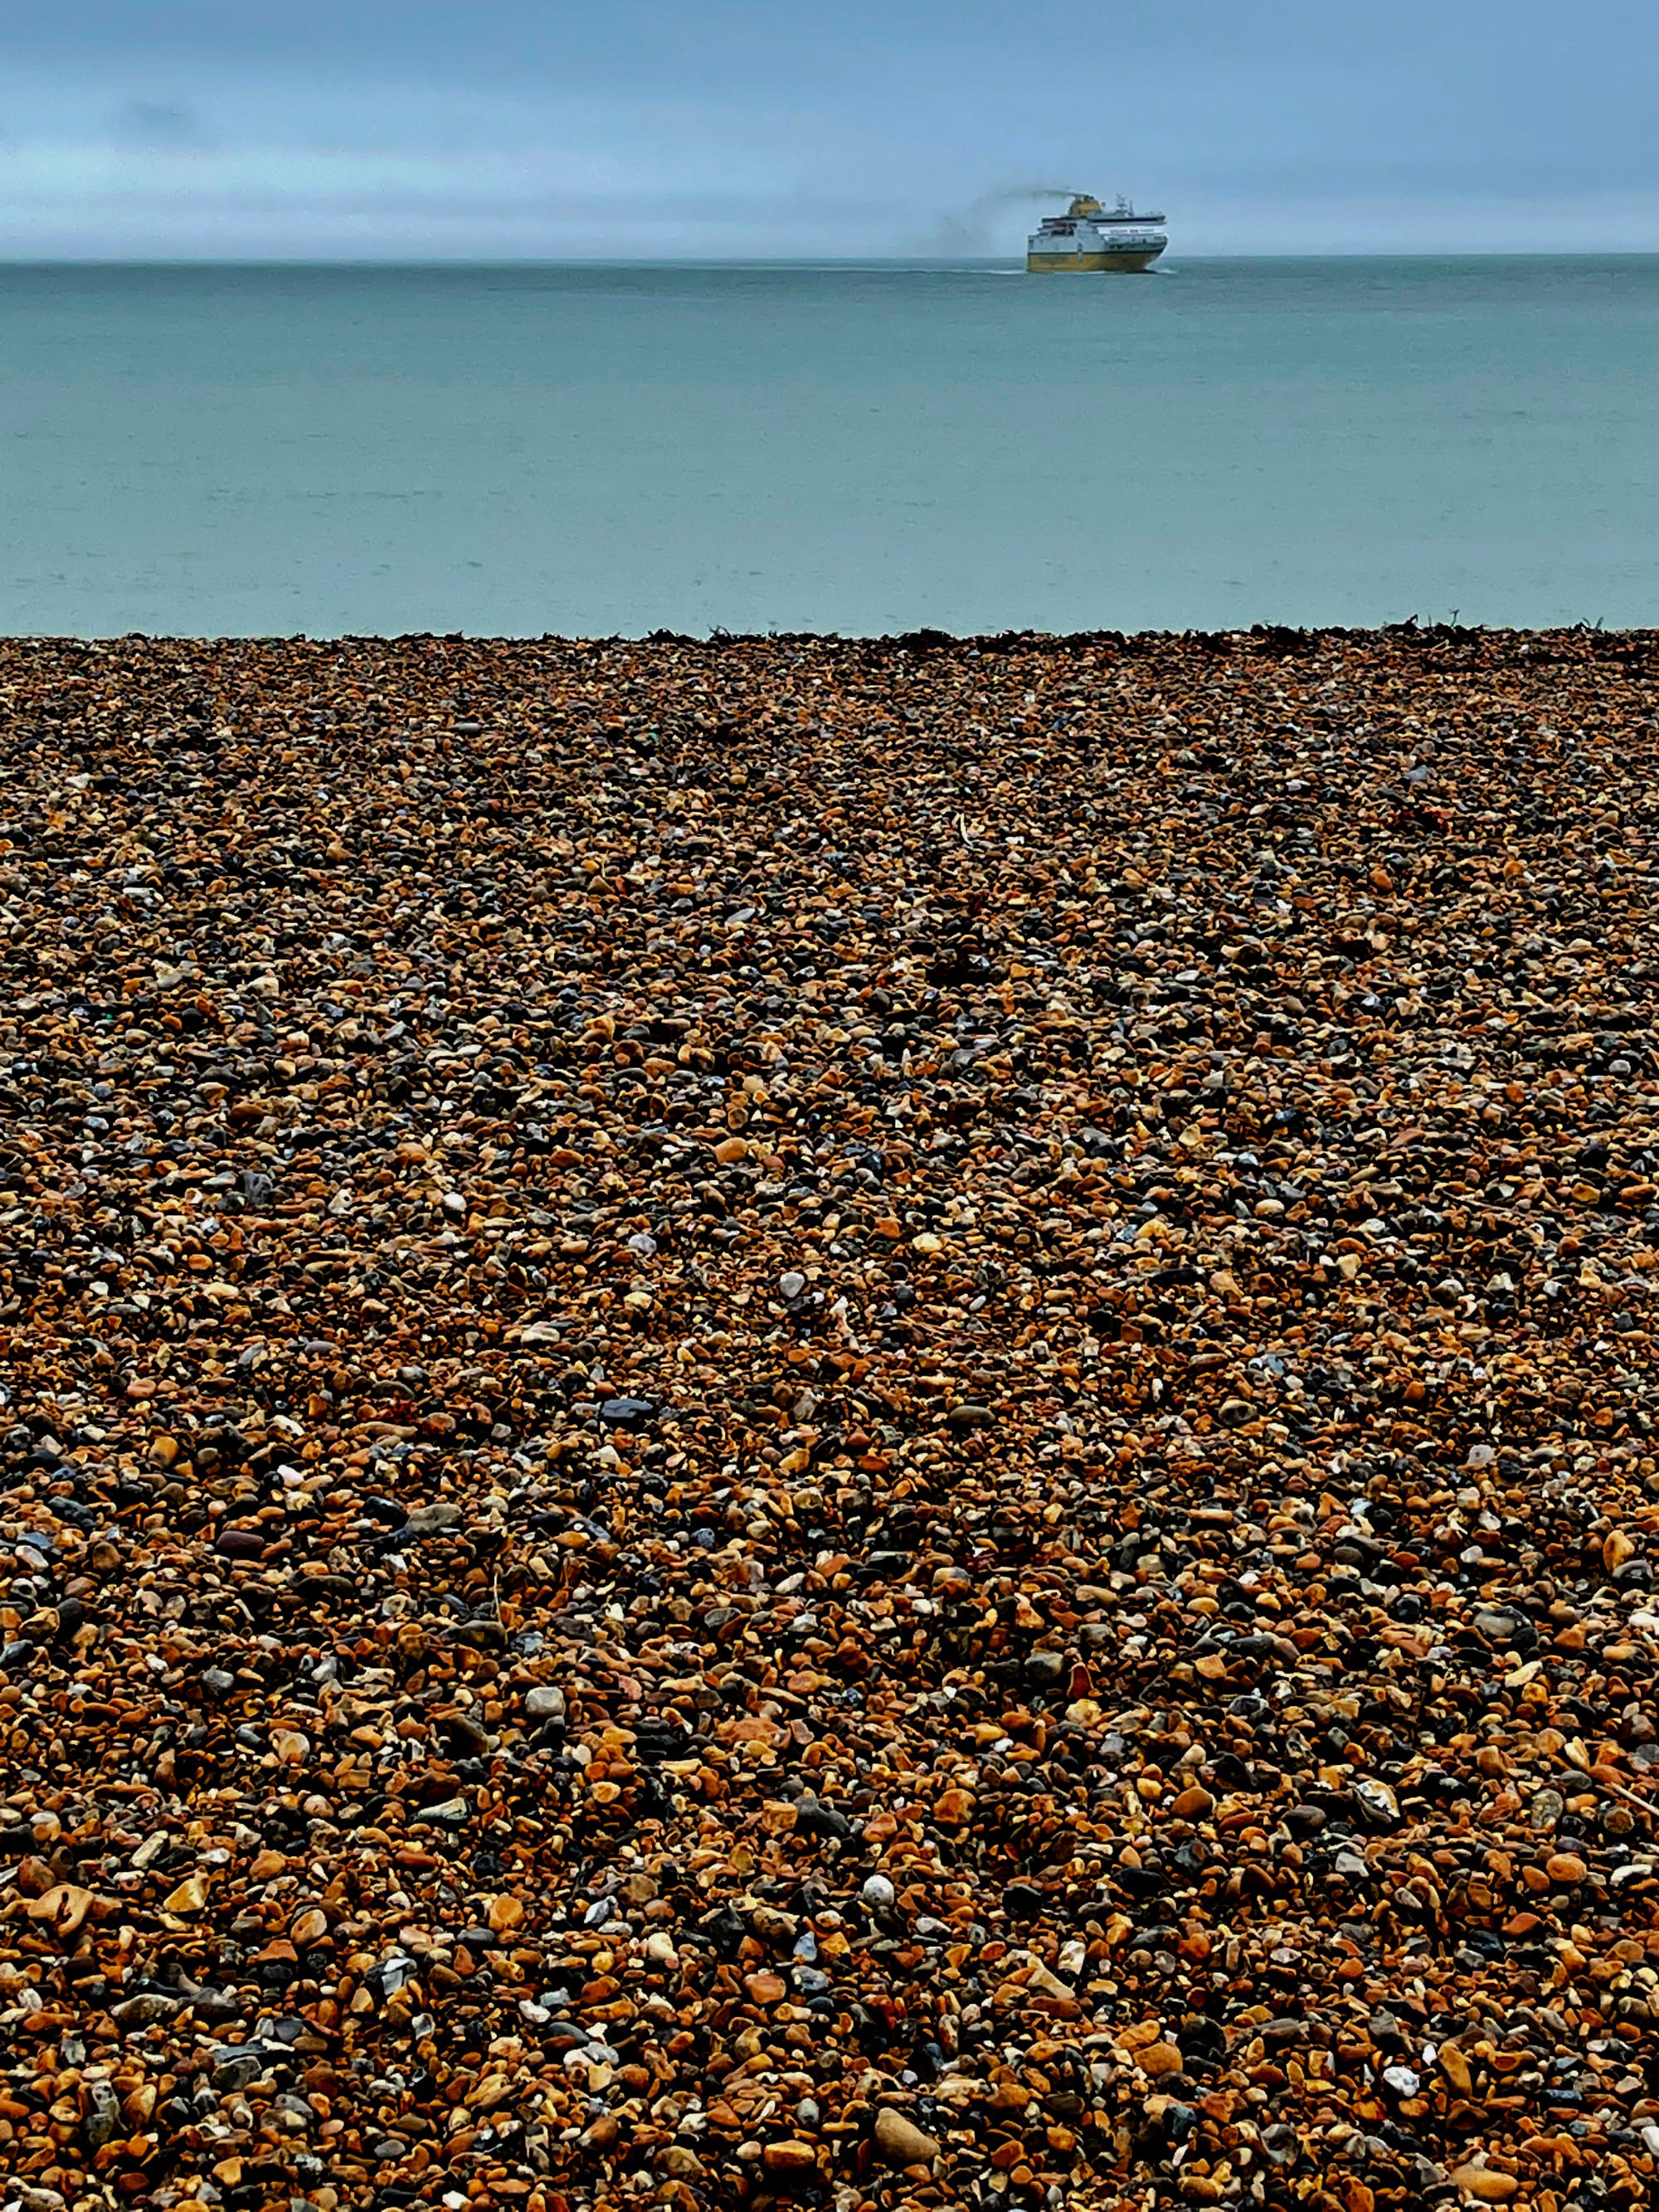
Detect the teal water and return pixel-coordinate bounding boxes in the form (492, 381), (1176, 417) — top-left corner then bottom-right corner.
(2, 257), (1657, 637)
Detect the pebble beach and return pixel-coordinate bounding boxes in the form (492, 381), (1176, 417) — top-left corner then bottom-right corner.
(5, 623), (1659, 2212)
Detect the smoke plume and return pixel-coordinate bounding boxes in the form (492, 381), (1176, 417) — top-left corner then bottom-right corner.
(913, 183), (1083, 257)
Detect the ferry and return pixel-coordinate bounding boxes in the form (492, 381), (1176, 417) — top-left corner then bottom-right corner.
(1027, 192), (1167, 274)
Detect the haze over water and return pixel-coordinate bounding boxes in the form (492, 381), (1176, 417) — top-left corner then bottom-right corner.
(4, 255), (1657, 638)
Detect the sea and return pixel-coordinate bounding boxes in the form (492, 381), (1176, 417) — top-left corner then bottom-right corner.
(3, 255), (1657, 639)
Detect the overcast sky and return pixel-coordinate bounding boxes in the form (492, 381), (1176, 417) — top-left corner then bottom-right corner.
(2, 0), (1655, 258)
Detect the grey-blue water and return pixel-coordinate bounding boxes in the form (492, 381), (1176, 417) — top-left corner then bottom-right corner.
(3, 258), (1657, 637)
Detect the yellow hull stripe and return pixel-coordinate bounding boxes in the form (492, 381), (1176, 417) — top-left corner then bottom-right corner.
(1026, 250), (1160, 273)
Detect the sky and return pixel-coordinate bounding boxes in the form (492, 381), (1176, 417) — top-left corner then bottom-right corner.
(0, 0), (1656, 259)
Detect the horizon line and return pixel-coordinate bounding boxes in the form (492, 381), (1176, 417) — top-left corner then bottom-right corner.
(2, 248), (1658, 267)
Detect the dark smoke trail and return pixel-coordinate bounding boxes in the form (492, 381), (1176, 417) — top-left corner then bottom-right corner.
(913, 183), (1092, 256)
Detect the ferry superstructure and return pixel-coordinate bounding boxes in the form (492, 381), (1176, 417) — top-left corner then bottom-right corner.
(1026, 192), (1167, 273)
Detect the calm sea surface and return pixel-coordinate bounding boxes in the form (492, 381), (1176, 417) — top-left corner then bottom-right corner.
(2, 257), (1657, 637)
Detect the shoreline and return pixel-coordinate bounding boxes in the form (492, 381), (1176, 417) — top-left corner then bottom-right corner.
(6, 620), (1657, 645)
(3, 626), (1659, 2210)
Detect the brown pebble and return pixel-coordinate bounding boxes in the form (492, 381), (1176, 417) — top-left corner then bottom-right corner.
(761, 2141), (820, 2176)
(1452, 2167), (1520, 2204)
(873, 2108), (942, 2166)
